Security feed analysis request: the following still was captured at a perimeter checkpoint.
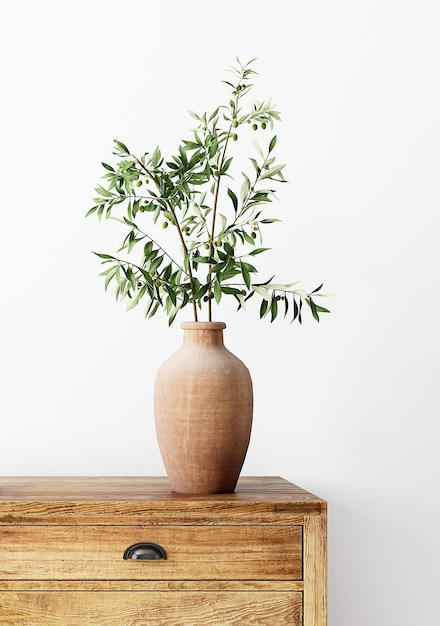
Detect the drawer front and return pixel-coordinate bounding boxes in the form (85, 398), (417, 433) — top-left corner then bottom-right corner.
(0, 590), (303, 625)
(0, 525), (302, 581)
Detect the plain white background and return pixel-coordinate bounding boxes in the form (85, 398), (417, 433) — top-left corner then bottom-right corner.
(0, 1), (439, 624)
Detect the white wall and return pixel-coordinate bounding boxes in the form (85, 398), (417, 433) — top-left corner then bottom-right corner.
(1, 1), (439, 624)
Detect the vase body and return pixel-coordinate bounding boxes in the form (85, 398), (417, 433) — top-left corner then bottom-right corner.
(154, 322), (253, 494)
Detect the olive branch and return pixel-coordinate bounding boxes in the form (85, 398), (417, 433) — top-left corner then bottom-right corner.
(87, 58), (331, 325)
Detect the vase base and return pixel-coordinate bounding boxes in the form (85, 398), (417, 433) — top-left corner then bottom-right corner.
(168, 478), (239, 496)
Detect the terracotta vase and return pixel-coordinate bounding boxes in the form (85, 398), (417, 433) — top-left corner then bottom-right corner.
(154, 322), (253, 494)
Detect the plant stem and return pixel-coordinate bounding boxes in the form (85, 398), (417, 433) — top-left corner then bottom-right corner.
(134, 156), (199, 321)
(206, 126), (234, 322)
(206, 68), (246, 321)
(167, 202), (198, 322)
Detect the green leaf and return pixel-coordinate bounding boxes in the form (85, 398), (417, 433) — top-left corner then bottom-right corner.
(94, 186), (113, 198)
(114, 139), (129, 154)
(126, 285), (147, 311)
(265, 281), (300, 290)
(261, 164), (285, 180)
(252, 138), (264, 158)
(315, 304), (331, 313)
(162, 264), (172, 283)
(122, 266), (137, 290)
(222, 286), (243, 295)
(259, 299), (269, 318)
(223, 242), (235, 256)
(193, 255), (212, 264)
(249, 158), (260, 174)
(247, 247), (270, 256)
(101, 162), (115, 172)
(103, 266), (118, 291)
(85, 206), (98, 217)
(293, 298), (299, 321)
(208, 107), (219, 122)
(306, 298), (320, 322)
(150, 254), (164, 273)
(270, 296), (278, 322)
(182, 140), (200, 150)
(165, 285), (177, 306)
(151, 146), (162, 167)
(213, 280), (222, 304)
(227, 188), (238, 212)
(221, 157), (233, 175)
(187, 110), (201, 121)
(242, 230), (255, 246)
(240, 175), (251, 203)
(268, 135), (277, 153)
(242, 261), (257, 273)
(147, 301), (160, 319)
(168, 306), (179, 326)
(253, 286), (271, 301)
(194, 283), (209, 299)
(241, 262), (251, 289)
(93, 252), (116, 260)
(293, 288), (307, 298)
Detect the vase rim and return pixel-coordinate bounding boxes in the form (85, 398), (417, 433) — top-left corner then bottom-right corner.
(181, 321), (226, 330)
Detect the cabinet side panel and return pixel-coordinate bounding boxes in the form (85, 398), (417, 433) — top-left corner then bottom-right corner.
(303, 514), (327, 626)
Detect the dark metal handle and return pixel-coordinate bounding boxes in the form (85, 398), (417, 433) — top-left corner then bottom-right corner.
(123, 542), (167, 560)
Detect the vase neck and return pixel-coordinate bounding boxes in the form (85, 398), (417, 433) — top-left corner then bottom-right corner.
(181, 322), (226, 346)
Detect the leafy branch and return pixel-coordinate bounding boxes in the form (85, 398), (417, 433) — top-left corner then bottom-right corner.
(87, 58), (331, 325)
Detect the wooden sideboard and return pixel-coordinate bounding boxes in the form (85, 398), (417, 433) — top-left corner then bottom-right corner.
(0, 476), (327, 625)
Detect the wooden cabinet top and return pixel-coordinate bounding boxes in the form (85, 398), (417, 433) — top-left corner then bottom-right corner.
(0, 476), (326, 524)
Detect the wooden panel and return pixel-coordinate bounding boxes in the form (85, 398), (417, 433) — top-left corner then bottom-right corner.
(0, 580), (303, 592)
(0, 476), (326, 524)
(0, 476), (325, 502)
(0, 524), (302, 581)
(0, 591), (303, 625)
(303, 514), (327, 626)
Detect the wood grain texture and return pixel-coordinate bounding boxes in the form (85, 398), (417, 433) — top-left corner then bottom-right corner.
(0, 524), (302, 581)
(303, 514), (327, 626)
(0, 476), (326, 524)
(0, 580), (303, 592)
(0, 591), (303, 625)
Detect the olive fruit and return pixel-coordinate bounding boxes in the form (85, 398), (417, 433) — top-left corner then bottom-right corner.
(261, 122), (267, 130)
(162, 221), (168, 229)
(252, 123), (257, 131)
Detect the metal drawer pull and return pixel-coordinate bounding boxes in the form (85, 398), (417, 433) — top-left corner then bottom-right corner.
(123, 542), (167, 560)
